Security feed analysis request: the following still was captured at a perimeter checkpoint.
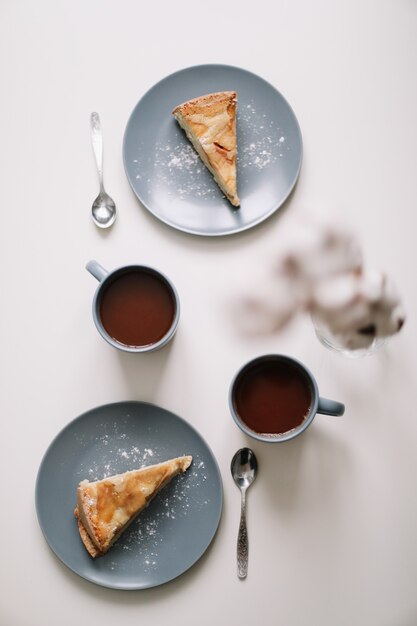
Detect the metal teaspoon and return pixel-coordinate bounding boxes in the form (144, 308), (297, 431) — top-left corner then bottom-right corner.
(231, 447), (258, 579)
(90, 112), (117, 228)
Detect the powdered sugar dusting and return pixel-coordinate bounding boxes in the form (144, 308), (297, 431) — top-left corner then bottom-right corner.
(109, 458), (208, 573)
(130, 99), (289, 201)
(237, 102), (288, 172)
(152, 142), (218, 201)
(74, 417), (211, 573)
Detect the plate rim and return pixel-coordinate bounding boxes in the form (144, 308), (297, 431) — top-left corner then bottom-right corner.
(122, 63), (303, 237)
(35, 400), (223, 590)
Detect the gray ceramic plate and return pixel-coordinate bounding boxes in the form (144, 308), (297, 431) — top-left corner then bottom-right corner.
(123, 64), (303, 236)
(35, 401), (223, 590)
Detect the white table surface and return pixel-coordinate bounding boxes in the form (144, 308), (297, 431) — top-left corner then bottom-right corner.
(1, 1), (417, 625)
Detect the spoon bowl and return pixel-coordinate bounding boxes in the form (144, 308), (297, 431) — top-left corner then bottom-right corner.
(92, 192), (117, 228)
(231, 447), (258, 490)
(230, 447), (258, 579)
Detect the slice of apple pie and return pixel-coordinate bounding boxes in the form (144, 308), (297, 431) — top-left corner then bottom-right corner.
(74, 455), (192, 557)
(172, 91), (240, 207)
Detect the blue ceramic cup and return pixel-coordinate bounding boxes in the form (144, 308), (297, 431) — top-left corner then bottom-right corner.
(86, 260), (180, 353)
(229, 354), (345, 443)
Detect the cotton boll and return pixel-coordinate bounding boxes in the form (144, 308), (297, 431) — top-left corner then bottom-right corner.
(313, 309), (376, 351)
(380, 273), (403, 309)
(337, 328), (376, 350)
(313, 270), (406, 350)
(370, 301), (406, 338)
(310, 273), (375, 338)
(311, 274), (361, 312)
(234, 211), (406, 352)
(371, 308), (398, 338)
(356, 272), (405, 338)
(314, 296), (372, 336)
(360, 269), (385, 303)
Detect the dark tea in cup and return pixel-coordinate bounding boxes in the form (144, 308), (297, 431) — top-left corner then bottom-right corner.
(229, 355), (345, 442)
(233, 358), (312, 435)
(100, 269), (176, 348)
(86, 261), (180, 353)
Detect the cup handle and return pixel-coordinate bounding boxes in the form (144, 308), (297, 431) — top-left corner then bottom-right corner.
(86, 260), (109, 282)
(317, 397), (345, 416)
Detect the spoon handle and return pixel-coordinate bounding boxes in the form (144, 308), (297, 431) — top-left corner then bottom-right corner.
(90, 112), (104, 190)
(237, 489), (248, 579)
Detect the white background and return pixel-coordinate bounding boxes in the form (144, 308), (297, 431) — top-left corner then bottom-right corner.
(1, 1), (417, 625)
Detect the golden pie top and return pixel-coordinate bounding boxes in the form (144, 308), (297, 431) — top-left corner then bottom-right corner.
(172, 92), (239, 206)
(173, 91), (236, 149)
(76, 456), (192, 554)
